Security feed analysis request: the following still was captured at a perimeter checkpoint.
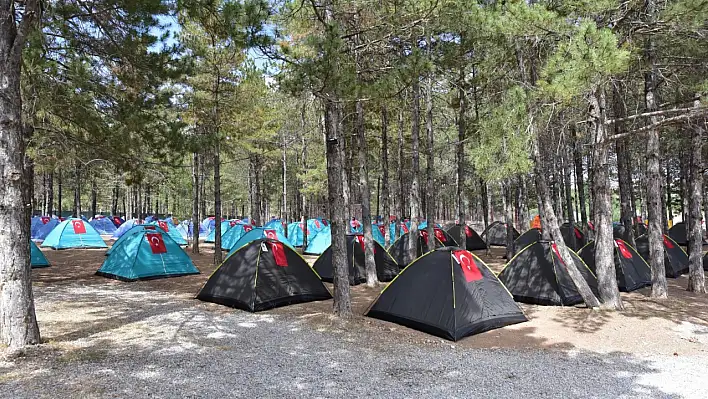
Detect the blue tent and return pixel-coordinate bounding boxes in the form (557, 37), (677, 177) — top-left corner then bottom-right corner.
(201, 217), (218, 234)
(31, 241), (50, 268)
(287, 222), (318, 247)
(144, 215), (157, 223)
(349, 219), (363, 233)
(33, 218), (60, 241)
(389, 221), (411, 240)
(113, 219), (141, 238)
(30, 217), (44, 238)
(307, 218), (328, 233)
(148, 221), (188, 245)
(205, 220), (233, 243)
(90, 217), (118, 235)
(305, 226), (331, 255)
(220, 224), (252, 251)
(107, 224), (161, 256)
(264, 219), (287, 237)
(110, 216), (125, 227)
(228, 227), (294, 256)
(97, 230), (199, 281)
(371, 224), (386, 247)
(41, 218), (108, 249)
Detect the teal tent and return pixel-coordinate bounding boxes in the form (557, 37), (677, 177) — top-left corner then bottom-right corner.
(228, 227), (294, 256)
(31, 241), (50, 268)
(372, 224), (386, 247)
(264, 219), (287, 237)
(389, 221), (411, 241)
(287, 221), (317, 247)
(305, 226), (331, 255)
(205, 220), (233, 243)
(41, 218), (108, 249)
(220, 224), (252, 251)
(148, 220), (188, 245)
(107, 224), (163, 256)
(97, 230), (199, 281)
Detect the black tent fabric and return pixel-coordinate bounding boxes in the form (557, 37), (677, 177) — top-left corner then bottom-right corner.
(497, 241), (599, 306)
(578, 239), (651, 292)
(312, 234), (399, 285)
(388, 231), (444, 267)
(561, 223), (585, 251)
(514, 229), (542, 254)
(196, 238), (332, 312)
(481, 221), (520, 246)
(446, 225), (487, 251)
(635, 234), (689, 278)
(613, 223), (648, 240)
(669, 222), (688, 246)
(366, 248), (527, 341)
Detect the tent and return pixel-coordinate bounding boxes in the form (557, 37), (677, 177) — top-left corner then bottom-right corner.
(304, 226), (331, 255)
(612, 223), (647, 240)
(578, 239), (651, 292)
(560, 222), (585, 251)
(32, 217), (59, 241)
(308, 218), (328, 233)
(514, 229), (542, 254)
(111, 216), (125, 227)
(148, 220), (188, 246)
(89, 216), (118, 235)
(220, 224), (253, 250)
(446, 225), (487, 251)
(201, 217), (220, 234)
(228, 227), (294, 255)
(497, 241), (599, 306)
(635, 234), (689, 278)
(264, 219), (287, 237)
(31, 216), (51, 239)
(97, 230), (199, 281)
(481, 221), (520, 246)
(286, 221), (317, 247)
(312, 234), (399, 285)
(388, 230), (447, 267)
(197, 238), (332, 312)
(389, 221), (411, 241)
(107, 224), (165, 256)
(31, 241), (50, 268)
(371, 223), (387, 247)
(668, 222), (705, 246)
(205, 220), (233, 243)
(113, 219), (142, 239)
(41, 219), (108, 249)
(366, 248), (527, 341)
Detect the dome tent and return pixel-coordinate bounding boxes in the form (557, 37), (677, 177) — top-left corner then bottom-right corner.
(578, 239), (651, 292)
(312, 234), (399, 285)
(366, 248), (526, 341)
(634, 234), (689, 278)
(446, 225), (487, 251)
(304, 226), (332, 255)
(31, 241), (50, 268)
(90, 216), (118, 235)
(41, 218), (108, 250)
(148, 220), (188, 246)
(228, 227), (294, 255)
(481, 221), (520, 246)
(220, 223), (253, 251)
(197, 238), (332, 312)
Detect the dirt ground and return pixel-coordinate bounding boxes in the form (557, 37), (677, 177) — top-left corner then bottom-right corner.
(30, 241), (708, 357)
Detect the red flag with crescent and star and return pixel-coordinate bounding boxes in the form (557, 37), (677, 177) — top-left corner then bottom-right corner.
(663, 235), (674, 249)
(314, 219), (321, 229)
(229, 221), (237, 227)
(434, 228), (446, 243)
(401, 223), (409, 233)
(615, 240), (633, 259)
(420, 229), (429, 245)
(269, 241), (288, 266)
(452, 250), (483, 282)
(264, 229), (278, 240)
(158, 221), (169, 232)
(41, 216), (50, 224)
(355, 235), (366, 252)
(72, 220), (86, 234)
(464, 225), (473, 237)
(378, 225), (385, 236)
(146, 233), (167, 254)
(244, 224), (253, 232)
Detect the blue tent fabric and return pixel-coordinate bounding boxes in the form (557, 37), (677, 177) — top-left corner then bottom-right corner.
(31, 241), (50, 268)
(107, 225), (162, 256)
(90, 217), (118, 235)
(41, 218), (108, 249)
(97, 230), (199, 281)
(372, 224), (386, 247)
(206, 221), (233, 243)
(264, 219), (287, 237)
(305, 226), (331, 255)
(287, 222), (318, 247)
(148, 221), (188, 245)
(113, 219), (141, 238)
(350, 220), (363, 233)
(33, 218), (60, 241)
(201, 218), (218, 234)
(144, 215), (156, 223)
(228, 227), (294, 256)
(389, 221), (411, 241)
(111, 216), (125, 227)
(220, 224), (252, 251)
(307, 218), (327, 234)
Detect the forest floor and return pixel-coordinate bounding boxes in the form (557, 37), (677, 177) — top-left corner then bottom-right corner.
(2, 242), (708, 397)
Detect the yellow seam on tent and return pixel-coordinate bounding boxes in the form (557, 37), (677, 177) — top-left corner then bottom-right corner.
(617, 238), (652, 270)
(577, 240), (592, 253)
(194, 240), (253, 297)
(496, 241), (538, 276)
(665, 235), (689, 257)
(252, 245), (262, 310)
(450, 254), (456, 309)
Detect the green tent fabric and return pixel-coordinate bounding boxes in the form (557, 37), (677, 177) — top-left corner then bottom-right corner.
(97, 229), (199, 281)
(31, 241), (50, 268)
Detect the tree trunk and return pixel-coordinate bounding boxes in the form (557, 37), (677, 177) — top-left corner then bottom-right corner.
(480, 179), (490, 253)
(589, 88), (623, 310)
(563, 140), (577, 249)
(73, 161), (81, 217)
(90, 175), (97, 218)
(455, 71), (466, 247)
(355, 100), (378, 286)
(424, 70), (435, 252)
(381, 106), (391, 248)
(192, 152), (200, 253)
(571, 126), (588, 231)
(687, 100), (705, 293)
(504, 181), (515, 260)
(408, 79), (422, 263)
(644, 0), (668, 298)
(396, 108), (404, 240)
(0, 0), (41, 348)
(214, 139), (222, 265)
(199, 152), (206, 220)
(324, 98), (351, 318)
(46, 171), (54, 216)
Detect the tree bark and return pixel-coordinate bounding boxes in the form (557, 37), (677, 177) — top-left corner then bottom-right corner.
(396, 107), (404, 240)
(282, 131), (288, 221)
(73, 161), (81, 217)
(355, 100), (378, 286)
(589, 88), (623, 309)
(613, 85), (635, 246)
(687, 101), (705, 293)
(504, 181), (515, 259)
(90, 175), (97, 218)
(563, 139), (577, 249)
(46, 171), (54, 216)
(192, 152), (200, 253)
(571, 126), (588, 232)
(424, 70), (435, 252)
(381, 106), (391, 248)
(408, 79), (422, 263)
(214, 139), (222, 265)
(455, 71), (467, 247)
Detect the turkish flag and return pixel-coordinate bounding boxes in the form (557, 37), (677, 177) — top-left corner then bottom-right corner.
(72, 220), (86, 234)
(229, 221), (237, 227)
(244, 224), (253, 232)
(434, 228), (446, 244)
(355, 235), (365, 252)
(615, 240), (633, 259)
(322, 220), (328, 226)
(264, 229), (278, 240)
(551, 243), (566, 266)
(145, 225), (156, 230)
(298, 222), (304, 231)
(41, 216), (50, 224)
(663, 235), (674, 249)
(401, 223), (409, 233)
(158, 221), (169, 232)
(465, 226), (473, 237)
(452, 250), (483, 282)
(378, 225), (385, 236)
(420, 229), (429, 245)
(314, 219), (321, 229)
(269, 241), (288, 267)
(574, 228), (582, 240)
(146, 233), (167, 254)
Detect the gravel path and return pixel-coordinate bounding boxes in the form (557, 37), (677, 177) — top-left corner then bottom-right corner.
(1, 283), (707, 398)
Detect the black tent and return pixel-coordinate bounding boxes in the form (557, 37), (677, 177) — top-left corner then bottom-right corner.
(668, 222), (688, 246)
(312, 234), (399, 285)
(389, 230), (446, 267)
(481, 221), (520, 246)
(635, 234), (689, 278)
(514, 228), (542, 254)
(578, 239), (651, 292)
(498, 241), (599, 306)
(613, 223), (648, 240)
(366, 248), (527, 341)
(446, 225), (487, 251)
(196, 238), (332, 312)
(561, 222), (586, 251)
